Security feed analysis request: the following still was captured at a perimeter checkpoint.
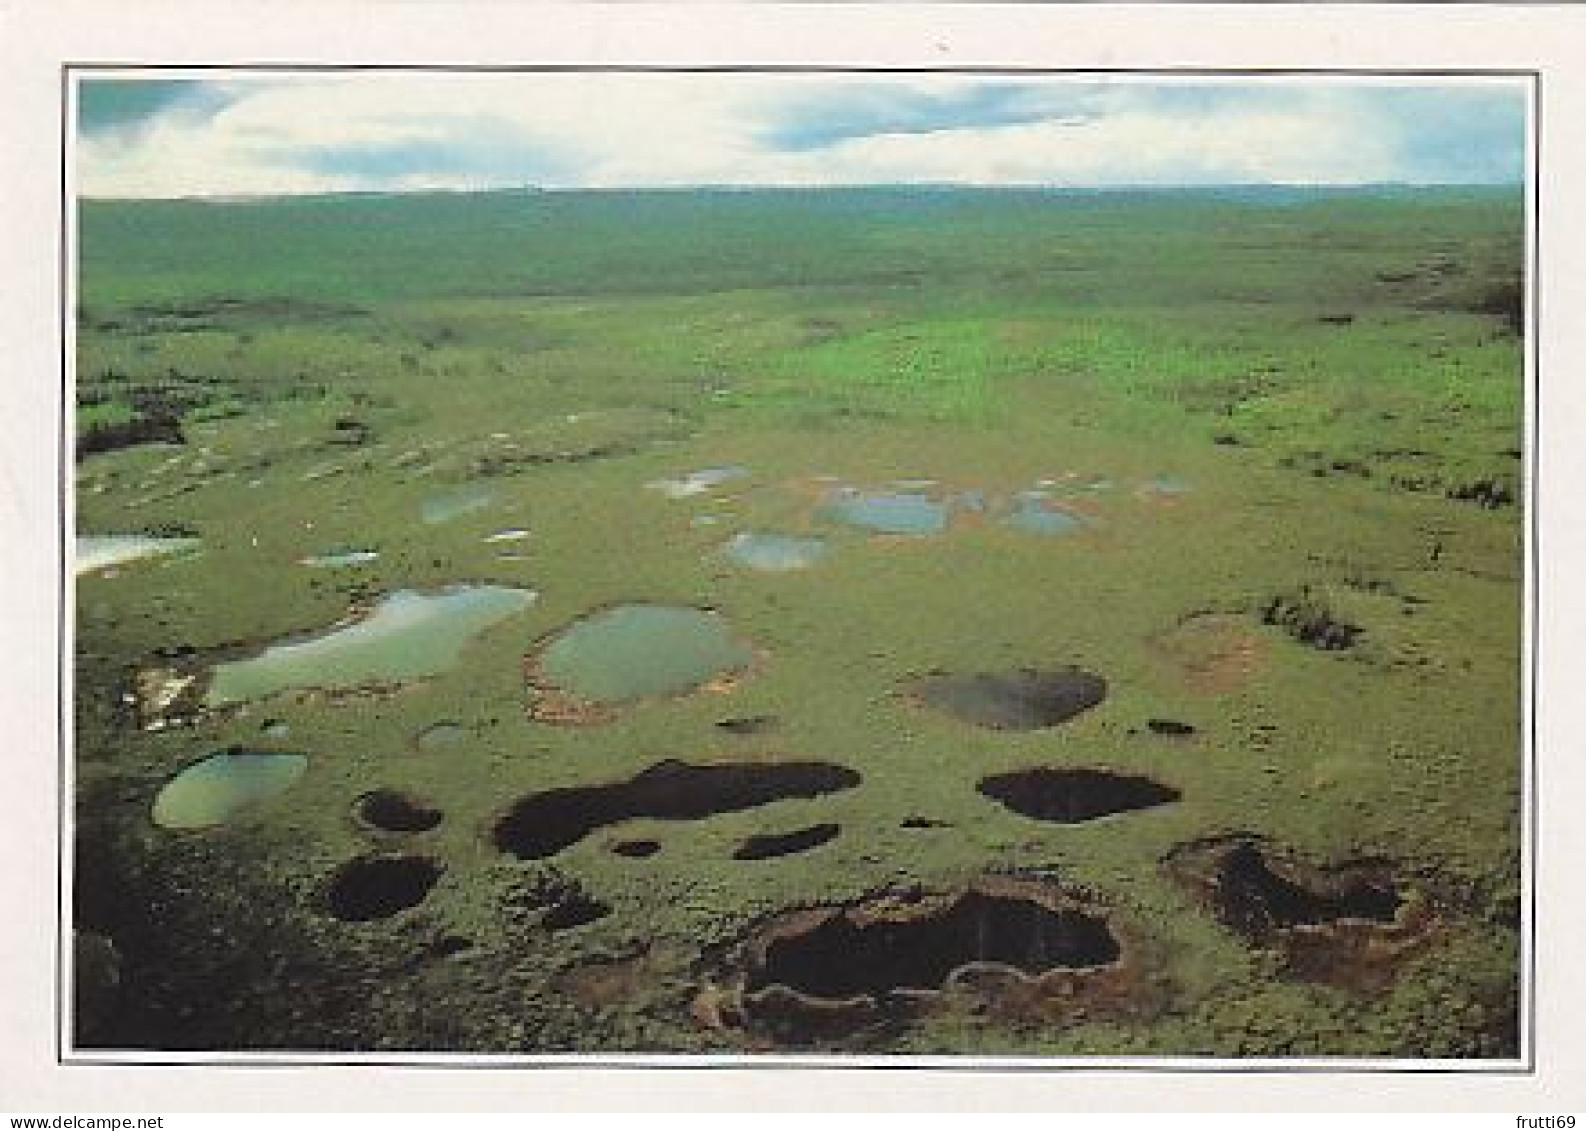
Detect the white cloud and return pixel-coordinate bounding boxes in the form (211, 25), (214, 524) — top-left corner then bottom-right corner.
(75, 73), (1523, 198)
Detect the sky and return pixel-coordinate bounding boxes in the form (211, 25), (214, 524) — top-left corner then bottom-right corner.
(75, 72), (1528, 199)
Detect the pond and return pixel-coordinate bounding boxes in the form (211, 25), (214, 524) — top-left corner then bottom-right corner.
(909, 668), (1107, 730)
(414, 720), (466, 750)
(421, 483), (496, 524)
(205, 585), (535, 706)
(1002, 493), (1085, 536)
(815, 488), (949, 535)
(494, 758), (860, 858)
(720, 532), (828, 572)
(535, 604), (756, 705)
(151, 749), (308, 830)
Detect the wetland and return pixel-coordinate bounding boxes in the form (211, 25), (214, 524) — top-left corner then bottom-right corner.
(73, 184), (1524, 1058)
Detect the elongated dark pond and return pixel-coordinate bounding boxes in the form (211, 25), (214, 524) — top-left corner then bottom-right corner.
(493, 758), (861, 859)
(732, 822), (841, 861)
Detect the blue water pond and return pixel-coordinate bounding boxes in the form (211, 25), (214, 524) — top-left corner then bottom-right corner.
(722, 532), (829, 572)
(206, 585), (535, 706)
(816, 489), (949, 535)
(151, 749), (308, 830)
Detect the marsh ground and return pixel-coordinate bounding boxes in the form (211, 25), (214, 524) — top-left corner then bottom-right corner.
(71, 187), (1524, 1056)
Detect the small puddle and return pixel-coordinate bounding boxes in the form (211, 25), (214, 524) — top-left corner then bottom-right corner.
(816, 488), (949, 535)
(721, 532), (828, 572)
(611, 838), (661, 858)
(353, 789), (443, 834)
(528, 604), (756, 720)
(1002, 493), (1085, 536)
(151, 749), (308, 830)
(979, 767), (1180, 824)
(1143, 474), (1190, 497)
(324, 855), (443, 922)
(77, 534), (199, 576)
(298, 548), (380, 568)
(206, 585), (535, 706)
(908, 668), (1107, 730)
(951, 489), (990, 513)
(421, 483), (495, 524)
(716, 715), (779, 736)
(647, 466), (749, 499)
(543, 894), (612, 932)
(414, 721), (466, 750)
(733, 823), (840, 861)
(493, 758), (862, 859)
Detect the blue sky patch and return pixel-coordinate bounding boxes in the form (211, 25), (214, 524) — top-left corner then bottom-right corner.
(758, 83), (1103, 151)
(1370, 86), (1527, 184)
(290, 128), (579, 187)
(77, 78), (232, 137)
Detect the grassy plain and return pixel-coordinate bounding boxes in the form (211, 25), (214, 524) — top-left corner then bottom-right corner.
(73, 186), (1524, 1056)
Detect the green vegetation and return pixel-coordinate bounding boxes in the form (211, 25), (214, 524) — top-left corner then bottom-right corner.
(73, 186), (1523, 1058)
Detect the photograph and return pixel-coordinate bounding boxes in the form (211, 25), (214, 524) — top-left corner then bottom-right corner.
(66, 66), (1529, 1065)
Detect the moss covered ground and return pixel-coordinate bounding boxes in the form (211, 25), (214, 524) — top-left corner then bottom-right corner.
(72, 186), (1524, 1057)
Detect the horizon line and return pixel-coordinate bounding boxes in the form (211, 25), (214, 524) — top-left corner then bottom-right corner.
(77, 180), (1525, 204)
